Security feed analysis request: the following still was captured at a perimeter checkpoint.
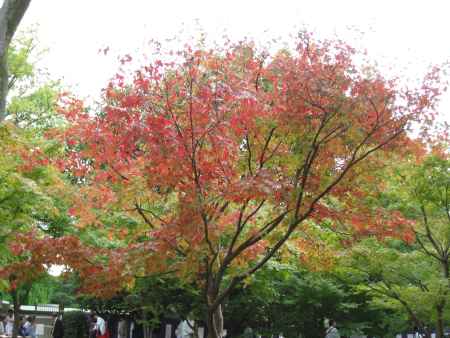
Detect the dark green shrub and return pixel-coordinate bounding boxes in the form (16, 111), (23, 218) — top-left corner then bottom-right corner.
(63, 311), (89, 338)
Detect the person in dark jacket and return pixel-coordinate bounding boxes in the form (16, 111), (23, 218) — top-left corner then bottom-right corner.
(89, 315), (97, 338)
(51, 313), (64, 338)
(17, 316), (25, 337)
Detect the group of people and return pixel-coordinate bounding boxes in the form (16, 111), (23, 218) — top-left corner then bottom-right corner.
(19, 316), (37, 338)
(0, 310), (15, 336)
(0, 310), (63, 338)
(0, 309), (109, 338)
(0, 310), (39, 337)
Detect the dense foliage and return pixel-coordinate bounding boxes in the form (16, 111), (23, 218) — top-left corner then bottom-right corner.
(63, 311), (89, 338)
(55, 33), (442, 338)
(0, 26), (447, 338)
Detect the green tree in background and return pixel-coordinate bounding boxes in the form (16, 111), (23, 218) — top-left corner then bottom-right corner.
(343, 151), (450, 338)
(0, 29), (71, 338)
(393, 153), (450, 337)
(0, 121), (72, 338)
(6, 27), (63, 131)
(225, 259), (391, 338)
(0, 0), (32, 121)
(345, 238), (446, 337)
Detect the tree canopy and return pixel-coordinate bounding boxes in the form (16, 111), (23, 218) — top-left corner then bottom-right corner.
(0, 24), (447, 338)
(53, 33), (443, 338)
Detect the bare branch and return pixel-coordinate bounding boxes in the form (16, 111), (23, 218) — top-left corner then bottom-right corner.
(245, 133), (253, 175)
(259, 127), (276, 169)
(419, 204), (445, 258)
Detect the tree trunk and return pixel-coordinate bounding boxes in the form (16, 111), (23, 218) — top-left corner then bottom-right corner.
(193, 321), (200, 338)
(11, 289), (20, 338)
(205, 272), (225, 338)
(142, 311), (150, 338)
(0, 52), (7, 121)
(397, 297), (424, 334)
(423, 327), (432, 338)
(0, 0), (32, 121)
(436, 259), (449, 338)
(435, 303), (445, 338)
(206, 285), (223, 338)
(206, 304), (224, 338)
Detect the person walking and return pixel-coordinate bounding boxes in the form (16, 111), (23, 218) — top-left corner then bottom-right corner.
(325, 320), (340, 338)
(23, 316), (37, 338)
(22, 316), (31, 335)
(92, 313), (109, 338)
(117, 318), (127, 338)
(5, 309), (14, 336)
(51, 313), (64, 338)
(0, 314), (5, 335)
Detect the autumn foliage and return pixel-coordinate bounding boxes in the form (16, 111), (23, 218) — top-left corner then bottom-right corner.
(53, 34), (442, 337)
(0, 231), (131, 298)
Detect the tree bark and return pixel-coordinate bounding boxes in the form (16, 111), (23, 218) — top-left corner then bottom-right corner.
(193, 321), (200, 338)
(0, 0), (32, 121)
(436, 303), (444, 338)
(206, 282), (224, 338)
(206, 305), (223, 338)
(435, 259), (449, 338)
(11, 289), (20, 338)
(423, 329), (432, 338)
(442, 258), (449, 286)
(142, 311), (149, 338)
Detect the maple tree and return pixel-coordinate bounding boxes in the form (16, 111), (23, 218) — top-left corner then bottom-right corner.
(0, 228), (127, 338)
(396, 154), (450, 278)
(384, 151), (450, 338)
(345, 238), (446, 338)
(0, 122), (106, 338)
(0, 232), (72, 337)
(57, 33), (443, 338)
(335, 133), (450, 338)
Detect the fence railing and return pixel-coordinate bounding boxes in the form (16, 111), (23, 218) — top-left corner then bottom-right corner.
(20, 304), (60, 313)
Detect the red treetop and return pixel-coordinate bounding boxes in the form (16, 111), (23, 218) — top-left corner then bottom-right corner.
(56, 34), (442, 296)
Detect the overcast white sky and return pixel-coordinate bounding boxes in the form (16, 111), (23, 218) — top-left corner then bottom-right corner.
(16, 0), (450, 118)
